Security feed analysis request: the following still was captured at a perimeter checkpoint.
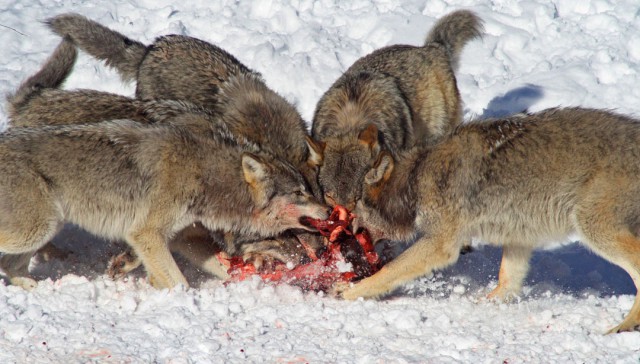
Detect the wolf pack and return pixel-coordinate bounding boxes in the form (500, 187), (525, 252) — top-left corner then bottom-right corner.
(1, 10), (638, 334)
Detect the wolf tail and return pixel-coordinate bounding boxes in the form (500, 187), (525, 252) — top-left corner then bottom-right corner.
(425, 10), (483, 71)
(7, 36), (77, 118)
(46, 13), (147, 82)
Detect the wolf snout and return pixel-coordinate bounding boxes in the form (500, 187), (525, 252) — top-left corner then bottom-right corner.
(298, 206), (330, 230)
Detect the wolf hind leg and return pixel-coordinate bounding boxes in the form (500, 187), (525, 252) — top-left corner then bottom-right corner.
(575, 196), (640, 333)
(587, 233), (640, 334)
(0, 253), (38, 290)
(585, 232), (640, 334)
(0, 183), (62, 290)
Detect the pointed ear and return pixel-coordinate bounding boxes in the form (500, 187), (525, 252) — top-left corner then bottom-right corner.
(358, 123), (381, 155)
(242, 153), (268, 186)
(305, 135), (325, 167)
(364, 151), (394, 185)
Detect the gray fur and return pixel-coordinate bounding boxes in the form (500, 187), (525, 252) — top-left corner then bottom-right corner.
(311, 10), (483, 208)
(340, 107), (640, 334)
(0, 119), (327, 289)
(47, 13), (146, 82)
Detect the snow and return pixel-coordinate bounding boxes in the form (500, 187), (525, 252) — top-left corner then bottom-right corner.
(1, 0), (640, 362)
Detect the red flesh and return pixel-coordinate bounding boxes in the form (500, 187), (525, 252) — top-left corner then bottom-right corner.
(216, 205), (380, 291)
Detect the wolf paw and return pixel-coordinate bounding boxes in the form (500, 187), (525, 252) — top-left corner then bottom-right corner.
(36, 244), (70, 262)
(107, 250), (141, 279)
(606, 321), (640, 334)
(486, 284), (520, 303)
(240, 238), (309, 271)
(330, 281), (353, 299)
(11, 276), (37, 290)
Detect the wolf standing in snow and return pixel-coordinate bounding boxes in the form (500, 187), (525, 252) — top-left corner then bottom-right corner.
(338, 108), (640, 334)
(8, 15), (328, 275)
(46, 13), (327, 266)
(311, 10), (483, 210)
(0, 116), (328, 290)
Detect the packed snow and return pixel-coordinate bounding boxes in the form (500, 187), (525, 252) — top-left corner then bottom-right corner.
(1, 0), (640, 362)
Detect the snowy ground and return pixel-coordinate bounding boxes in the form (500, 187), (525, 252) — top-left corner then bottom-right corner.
(1, 0), (640, 362)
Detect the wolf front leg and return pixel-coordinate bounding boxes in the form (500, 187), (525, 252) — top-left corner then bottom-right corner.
(127, 227), (188, 289)
(339, 228), (463, 300)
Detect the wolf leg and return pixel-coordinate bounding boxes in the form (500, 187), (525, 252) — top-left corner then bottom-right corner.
(487, 244), (533, 301)
(0, 253), (38, 290)
(338, 227), (461, 300)
(169, 225), (229, 280)
(127, 228), (188, 289)
(575, 190), (640, 333)
(584, 232), (640, 334)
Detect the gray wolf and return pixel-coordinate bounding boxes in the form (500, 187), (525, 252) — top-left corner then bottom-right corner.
(311, 10), (482, 209)
(0, 118), (327, 289)
(339, 107), (640, 334)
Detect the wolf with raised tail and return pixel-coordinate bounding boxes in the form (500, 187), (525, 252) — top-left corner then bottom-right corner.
(311, 10), (483, 210)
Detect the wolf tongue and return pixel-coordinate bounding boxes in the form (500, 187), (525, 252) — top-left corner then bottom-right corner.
(217, 205), (381, 291)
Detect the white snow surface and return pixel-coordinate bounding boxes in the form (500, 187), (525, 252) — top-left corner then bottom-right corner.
(1, 0), (640, 362)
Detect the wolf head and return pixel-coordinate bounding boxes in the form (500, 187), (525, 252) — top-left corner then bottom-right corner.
(241, 153), (330, 235)
(352, 149), (418, 243)
(316, 124), (382, 210)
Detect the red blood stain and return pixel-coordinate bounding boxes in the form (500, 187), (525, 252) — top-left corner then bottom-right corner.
(216, 205), (380, 291)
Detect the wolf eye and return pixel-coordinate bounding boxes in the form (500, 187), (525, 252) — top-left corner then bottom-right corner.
(294, 190), (305, 197)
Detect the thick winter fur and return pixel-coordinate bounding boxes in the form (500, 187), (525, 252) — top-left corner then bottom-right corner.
(47, 14), (324, 196)
(45, 14), (146, 83)
(6, 37), (148, 128)
(338, 107), (640, 334)
(7, 37), (77, 115)
(9, 25), (326, 277)
(10, 89), (149, 127)
(0, 120), (328, 290)
(311, 10), (482, 209)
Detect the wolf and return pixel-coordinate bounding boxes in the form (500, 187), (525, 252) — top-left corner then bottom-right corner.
(0, 118), (328, 290)
(311, 10), (482, 209)
(6, 34), (325, 279)
(6, 37), (150, 127)
(45, 14), (327, 268)
(335, 107), (640, 334)
(46, 13), (325, 197)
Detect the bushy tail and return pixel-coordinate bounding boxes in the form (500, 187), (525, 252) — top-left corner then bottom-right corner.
(46, 13), (147, 82)
(425, 10), (483, 71)
(7, 36), (77, 117)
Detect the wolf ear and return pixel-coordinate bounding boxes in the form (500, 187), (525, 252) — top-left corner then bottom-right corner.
(305, 135), (325, 167)
(242, 153), (268, 186)
(358, 123), (381, 155)
(365, 151), (394, 185)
